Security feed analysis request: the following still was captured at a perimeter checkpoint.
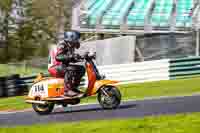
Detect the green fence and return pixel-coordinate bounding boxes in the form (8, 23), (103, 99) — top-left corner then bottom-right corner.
(170, 57), (200, 79)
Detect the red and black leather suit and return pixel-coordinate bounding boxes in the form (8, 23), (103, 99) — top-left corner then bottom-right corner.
(48, 41), (85, 95)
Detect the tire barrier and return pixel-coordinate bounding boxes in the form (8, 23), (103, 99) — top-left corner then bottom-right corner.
(0, 74), (30, 98)
(6, 74), (20, 97)
(0, 73), (85, 98)
(0, 77), (6, 97)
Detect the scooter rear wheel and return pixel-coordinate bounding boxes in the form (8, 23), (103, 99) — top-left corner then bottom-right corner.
(98, 85), (121, 109)
(32, 103), (54, 115)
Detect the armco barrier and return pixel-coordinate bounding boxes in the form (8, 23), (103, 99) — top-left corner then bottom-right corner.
(98, 59), (170, 84)
(170, 56), (200, 79)
(1, 56), (200, 97)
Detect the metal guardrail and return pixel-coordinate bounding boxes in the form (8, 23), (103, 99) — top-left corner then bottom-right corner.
(1, 57), (200, 98)
(0, 59), (170, 98)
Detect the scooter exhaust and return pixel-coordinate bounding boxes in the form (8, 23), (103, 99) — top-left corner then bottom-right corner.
(26, 100), (47, 105)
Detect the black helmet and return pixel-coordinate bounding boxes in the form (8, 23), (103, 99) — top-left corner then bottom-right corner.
(64, 31), (81, 43)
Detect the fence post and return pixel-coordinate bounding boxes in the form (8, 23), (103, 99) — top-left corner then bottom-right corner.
(23, 60), (27, 74)
(196, 29), (200, 56)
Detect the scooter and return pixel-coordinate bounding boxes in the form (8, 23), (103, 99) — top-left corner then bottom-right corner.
(25, 53), (121, 115)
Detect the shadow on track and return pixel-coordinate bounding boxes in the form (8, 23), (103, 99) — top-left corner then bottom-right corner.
(50, 103), (137, 115)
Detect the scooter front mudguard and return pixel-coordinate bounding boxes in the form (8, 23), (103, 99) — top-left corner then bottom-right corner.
(87, 80), (119, 96)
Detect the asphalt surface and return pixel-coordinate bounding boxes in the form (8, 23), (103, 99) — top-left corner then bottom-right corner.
(1, 95), (200, 127)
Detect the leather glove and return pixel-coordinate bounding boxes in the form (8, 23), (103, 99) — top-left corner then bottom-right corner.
(74, 54), (83, 60)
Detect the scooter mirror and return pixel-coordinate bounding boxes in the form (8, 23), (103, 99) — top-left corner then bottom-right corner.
(89, 52), (96, 59)
(88, 51), (96, 57)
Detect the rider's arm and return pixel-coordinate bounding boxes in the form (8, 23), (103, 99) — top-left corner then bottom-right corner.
(55, 42), (83, 63)
(55, 51), (76, 63)
(55, 49), (82, 63)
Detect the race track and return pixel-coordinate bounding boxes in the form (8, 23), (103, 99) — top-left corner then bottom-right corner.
(1, 95), (200, 127)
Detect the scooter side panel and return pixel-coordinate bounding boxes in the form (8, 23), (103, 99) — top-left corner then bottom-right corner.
(28, 80), (49, 99)
(28, 78), (64, 99)
(47, 78), (64, 97)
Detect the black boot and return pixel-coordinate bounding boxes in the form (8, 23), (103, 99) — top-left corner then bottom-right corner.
(64, 90), (79, 97)
(64, 83), (84, 98)
(72, 79), (84, 94)
(64, 83), (77, 97)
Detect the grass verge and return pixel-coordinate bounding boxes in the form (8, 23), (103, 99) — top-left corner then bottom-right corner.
(0, 96), (31, 111)
(0, 64), (46, 77)
(1, 77), (200, 111)
(1, 112), (200, 132)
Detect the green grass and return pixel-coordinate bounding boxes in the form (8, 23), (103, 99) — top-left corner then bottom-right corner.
(1, 77), (200, 111)
(0, 64), (46, 77)
(1, 112), (200, 132)
(0, 96), (31, 111)
(82, 77), (200, 103)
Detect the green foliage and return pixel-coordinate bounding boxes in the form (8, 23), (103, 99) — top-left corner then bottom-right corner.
(0, 64), (46, 77)
(0, 0), (73, 63)
(0, 0), (13, 11)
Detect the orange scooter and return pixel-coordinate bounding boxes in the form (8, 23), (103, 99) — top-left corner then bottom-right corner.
(25, 53), (121, 115)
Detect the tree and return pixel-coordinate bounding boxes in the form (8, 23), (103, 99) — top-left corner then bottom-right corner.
(0, 0), (13, 62)
(0, 0), (73, 63)
(30, 0), (72, 42)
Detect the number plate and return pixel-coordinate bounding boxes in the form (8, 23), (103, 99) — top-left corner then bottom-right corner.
(29, 81), (48, 98)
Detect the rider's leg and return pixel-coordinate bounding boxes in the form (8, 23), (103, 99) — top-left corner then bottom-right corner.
(71, 65), (85, 92)
(48, 65), (65, 78)
(49, 65), (81, 97)
(48, 66), (58, 77)
(63, 70), (79, 97)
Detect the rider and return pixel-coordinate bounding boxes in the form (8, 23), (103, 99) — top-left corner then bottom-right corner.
(48, 31), (85, 97)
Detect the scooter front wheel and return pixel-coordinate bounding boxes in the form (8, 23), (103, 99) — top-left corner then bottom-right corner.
(98, 85), (121, 109)
(32, 103), (54, 115)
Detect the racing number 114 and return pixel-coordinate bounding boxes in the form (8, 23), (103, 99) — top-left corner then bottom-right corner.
(35, 85), (44, 92)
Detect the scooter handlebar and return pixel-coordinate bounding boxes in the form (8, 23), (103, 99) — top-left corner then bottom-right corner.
(83, 52), (96, 60)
